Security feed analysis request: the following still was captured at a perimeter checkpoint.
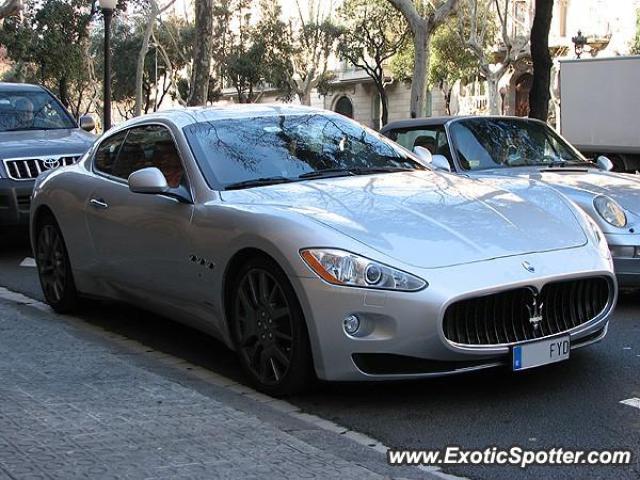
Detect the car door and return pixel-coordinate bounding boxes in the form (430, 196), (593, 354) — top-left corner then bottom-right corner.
(84, 124), (196, 305)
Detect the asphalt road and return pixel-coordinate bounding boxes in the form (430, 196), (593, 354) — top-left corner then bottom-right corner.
(1, 228), (639, 480)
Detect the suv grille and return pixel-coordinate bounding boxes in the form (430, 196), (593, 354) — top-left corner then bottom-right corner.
(443, 277), (611, 346)
(2, 155), (80, 180)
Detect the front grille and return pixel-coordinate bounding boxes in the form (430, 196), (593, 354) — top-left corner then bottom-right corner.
(2, 155), (80, 180)
(443, 277), (611, 346)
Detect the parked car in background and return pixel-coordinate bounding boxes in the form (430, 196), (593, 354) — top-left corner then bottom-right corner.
(0, 82), (96, 229)
(382, 115), (640, 287)
(31, 105), (616, 395)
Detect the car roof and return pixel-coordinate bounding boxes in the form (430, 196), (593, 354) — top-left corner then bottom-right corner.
(382, 115), (546, 132)
(381, 116), (464, 132)
(113, 103), (340, 131)
(0, 82), (46, 93)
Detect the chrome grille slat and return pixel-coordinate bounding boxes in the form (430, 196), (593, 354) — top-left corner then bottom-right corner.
(2, 155), (81, 181)
(442, 277), (610, 346)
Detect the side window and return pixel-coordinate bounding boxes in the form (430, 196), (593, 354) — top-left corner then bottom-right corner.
(94, 131), (128, 176)
(391, 127), (453, 168)
(114, 125), (185, 188)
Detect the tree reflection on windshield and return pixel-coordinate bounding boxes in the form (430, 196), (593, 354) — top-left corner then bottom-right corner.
(184, 112), (424, 189)
(450, 118), (587, 171)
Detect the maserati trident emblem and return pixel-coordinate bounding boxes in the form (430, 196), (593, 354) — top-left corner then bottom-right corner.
(526, 289), (544, 333)
(42, 158), (61, 170)
(522, 261), (535, 273)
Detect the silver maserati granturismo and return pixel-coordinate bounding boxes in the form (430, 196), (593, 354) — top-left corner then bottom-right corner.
(30, 105), (616, 395)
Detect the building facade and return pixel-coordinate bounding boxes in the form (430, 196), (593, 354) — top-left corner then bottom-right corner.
(315, 0), (640, 128)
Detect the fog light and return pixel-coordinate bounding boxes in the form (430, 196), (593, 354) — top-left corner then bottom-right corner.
(610, 246), (635, 258)
(343, 314), (360, 335)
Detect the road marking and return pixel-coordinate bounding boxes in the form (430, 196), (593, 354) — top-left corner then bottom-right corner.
(19, 257), (36, 268)
(0, 286), (465, 480)
(620, 398), (640, 410)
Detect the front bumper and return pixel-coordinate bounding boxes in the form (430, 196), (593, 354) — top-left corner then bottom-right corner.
(294, 246), (616, 381)
(606, 232), (640, 287)
(0, 178), (35, 227)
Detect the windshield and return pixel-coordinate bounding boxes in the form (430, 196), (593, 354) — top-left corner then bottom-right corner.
(184, 112), (424, 190)
(449, 118), (588, 171)
(0, 89), (76, 132)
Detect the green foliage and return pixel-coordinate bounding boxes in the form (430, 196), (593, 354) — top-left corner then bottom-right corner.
(429, 20), (478, 90)
(338, 0), (408, 76)
(222, 0), (340, 103)
(632, 9), (640, 54)
(0, 0), (95, 112)
(91, 14), (195, 115)
(338, 0), (408, 126)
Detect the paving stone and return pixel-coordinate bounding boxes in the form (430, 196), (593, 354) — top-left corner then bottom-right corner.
(0, 299), (436, 480)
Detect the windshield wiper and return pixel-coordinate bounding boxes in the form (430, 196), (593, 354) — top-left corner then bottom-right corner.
(298, 168), (357, 179)
(298, 166), (414, 179)
(224, 176), (295, 190)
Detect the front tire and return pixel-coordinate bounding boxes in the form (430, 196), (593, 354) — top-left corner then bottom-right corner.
(228, 256), (313, 396)
(35, 215), (79, 313)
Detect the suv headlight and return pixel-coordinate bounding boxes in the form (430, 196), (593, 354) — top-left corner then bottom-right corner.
(593, 195), (627, 228)
(300, 248), (427, 292)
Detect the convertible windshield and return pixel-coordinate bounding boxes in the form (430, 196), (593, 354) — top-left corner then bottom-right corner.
(184, 112), (424, 189)
(0, 90), (76, 132)
(449, 118), (588, 171)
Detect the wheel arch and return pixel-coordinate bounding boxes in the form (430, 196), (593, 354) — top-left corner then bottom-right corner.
(30, 204), (57, 251)
(221, 247), (321, 376)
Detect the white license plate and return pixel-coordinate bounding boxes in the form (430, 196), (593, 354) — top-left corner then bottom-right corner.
(512, 335), (570, 371)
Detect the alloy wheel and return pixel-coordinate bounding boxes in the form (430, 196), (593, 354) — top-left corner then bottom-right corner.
(36, 224), (67, 304)
(233, 268), (294, 386)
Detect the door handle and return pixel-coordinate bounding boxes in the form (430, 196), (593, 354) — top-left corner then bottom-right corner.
(89, 198), (109, 209)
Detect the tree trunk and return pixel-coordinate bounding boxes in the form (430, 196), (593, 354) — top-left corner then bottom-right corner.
(487, 76), (501, 115)
(409, 26), (429, 118)
(529, 0), (554, 121)
(135, 2), (158, 117)
(299, 89), (312, 106)
(188, 0), (214, 106)
(58, 76), (69, 108)
(380, 88), (389, 128)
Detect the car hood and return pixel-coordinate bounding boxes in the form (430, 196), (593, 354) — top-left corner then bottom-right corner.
(473, 167), (640, 216)
(220, 171), (587, 269)
(0, 129), (95, 159)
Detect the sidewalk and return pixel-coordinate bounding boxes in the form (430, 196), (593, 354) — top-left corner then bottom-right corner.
(0, 291), (439, 480)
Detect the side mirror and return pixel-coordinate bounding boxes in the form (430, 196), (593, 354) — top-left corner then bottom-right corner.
(79, 114), (96, 132)
(413, 145), (433, 165)
(431, 154), (451, 172)
(596, 155), (614, 172)
(128, 167), (169, 194)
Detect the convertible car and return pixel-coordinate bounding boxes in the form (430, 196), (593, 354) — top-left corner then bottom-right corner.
(31, 106), (616, 395)
(382, 116), (640, 287)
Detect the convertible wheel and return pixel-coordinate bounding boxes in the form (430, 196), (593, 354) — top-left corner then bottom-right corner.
(35, 216), (79, 313)
(230, 257), (313, 396)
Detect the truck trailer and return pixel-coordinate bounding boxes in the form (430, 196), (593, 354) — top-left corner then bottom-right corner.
(559, 55), (640, 171)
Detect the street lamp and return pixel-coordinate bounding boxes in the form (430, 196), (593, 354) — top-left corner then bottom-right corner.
(571, 30), (587, 59)
(99, 0), (118, 131)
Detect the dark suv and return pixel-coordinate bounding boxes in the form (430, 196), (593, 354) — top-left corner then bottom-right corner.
(0, 83), (96, 228)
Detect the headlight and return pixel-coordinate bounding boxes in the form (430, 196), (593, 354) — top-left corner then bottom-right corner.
(300, 248), (427, 291)
(593, 195), (627, 227)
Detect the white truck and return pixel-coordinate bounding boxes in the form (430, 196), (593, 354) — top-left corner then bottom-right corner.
(559, 55), (640, 171)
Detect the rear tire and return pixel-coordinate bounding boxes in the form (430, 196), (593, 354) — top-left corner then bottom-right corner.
(35, 215), (79, 313)
(228, 256), (313, 396)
